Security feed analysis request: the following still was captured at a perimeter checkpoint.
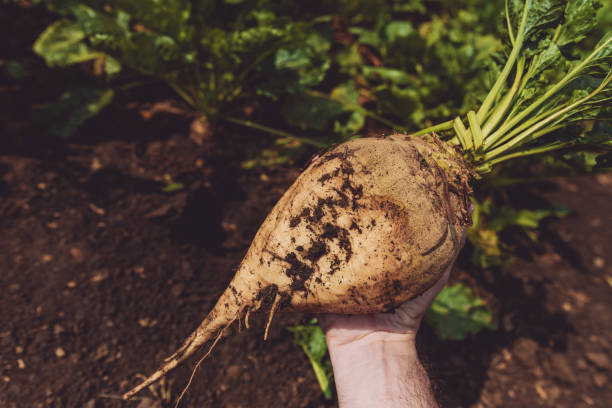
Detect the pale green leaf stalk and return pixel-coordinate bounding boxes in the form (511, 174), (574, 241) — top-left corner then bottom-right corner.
(288, 319), (334, 399)
(413, 0), (611, 174)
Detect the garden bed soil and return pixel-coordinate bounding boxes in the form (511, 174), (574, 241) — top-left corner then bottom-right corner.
(1, 103), (611, 408)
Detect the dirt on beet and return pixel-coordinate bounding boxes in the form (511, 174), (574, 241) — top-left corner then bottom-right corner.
(1, 5), (612, 408)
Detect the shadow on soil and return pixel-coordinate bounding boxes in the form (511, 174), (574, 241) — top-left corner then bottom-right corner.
(0, 164), (10, 196)
(421, 267), (575, 407)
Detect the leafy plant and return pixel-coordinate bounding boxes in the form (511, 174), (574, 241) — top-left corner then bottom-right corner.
(340, 1), (504, 130)
(28, 0), (514, 142)
(161, 174), (185, 193)
(468, 198), (571, 268)
(412, 0), (611, 174)
(33, 87), (114, 138)
(425, 283), (497, 341)
(241, 137), (308, 169)
(32, 0), (338, 144)
(288, 318), (334, 399)
(29, 0), (611, 155)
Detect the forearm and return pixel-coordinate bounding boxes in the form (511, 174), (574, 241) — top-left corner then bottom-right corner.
(327, 332), (438, 408)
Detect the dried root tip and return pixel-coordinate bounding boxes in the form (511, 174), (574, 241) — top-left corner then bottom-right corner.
(263, 293), (281, 341)
(173, 320), (233, 408)
(123, 317), (236, 402)
(245, 297), (263, 331)
(245, 308), (251, 329)
(122, 349), (185, 400)
(123, 310), (237, 400)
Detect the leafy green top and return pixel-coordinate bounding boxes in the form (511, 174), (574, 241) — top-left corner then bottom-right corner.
(413, 0), (611, 173)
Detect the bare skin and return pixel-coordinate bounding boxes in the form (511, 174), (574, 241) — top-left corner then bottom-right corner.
(320, 227), (468, 408)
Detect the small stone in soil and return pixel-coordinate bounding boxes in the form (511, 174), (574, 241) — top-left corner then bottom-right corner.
(69, 247), (85, 262)
(576, 358), (588, 369)
(550, 353), (576, 384)
(514, 338), (538, 366)
(83, 399), (97, 408)
(592, 257), (605, 269)
(225, 364), (241, 380)
(593, 373), (607, 388)
(595, 173), (612, 185)
(171, 283), (184, 297)
(135, 397), (162, 408)
(93, 344), (109, 361)
(585, 352), (610, 369)
(90, 270), (109, 283)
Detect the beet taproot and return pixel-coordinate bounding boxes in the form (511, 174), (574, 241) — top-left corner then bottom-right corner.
(123, 134), (473, 399)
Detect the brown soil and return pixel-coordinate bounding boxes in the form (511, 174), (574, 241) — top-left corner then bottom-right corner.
(1, 4), (611, 408)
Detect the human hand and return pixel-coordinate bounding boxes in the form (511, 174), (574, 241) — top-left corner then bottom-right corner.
(319, 227), (468, 346)
(319, 222), (469, 408)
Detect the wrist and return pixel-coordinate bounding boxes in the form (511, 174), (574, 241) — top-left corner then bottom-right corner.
(325, 329), (417, 350)
(327, 333), (424, 408)
(327, 332), (418, 377)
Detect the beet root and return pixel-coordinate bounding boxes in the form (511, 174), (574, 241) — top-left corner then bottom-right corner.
(123, 134), (473, 399)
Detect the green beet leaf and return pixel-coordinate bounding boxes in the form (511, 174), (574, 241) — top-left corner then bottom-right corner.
(106, 0), (192, 40)
(557, 0), (603, 47)
(487, 205), (571, 231)
(33, 19), (104, 67)
(425, 284), (497, 341)
(34, 87), (115, 139)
